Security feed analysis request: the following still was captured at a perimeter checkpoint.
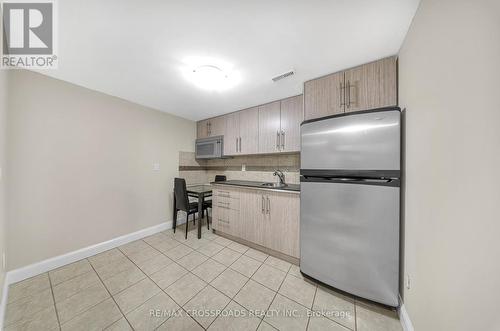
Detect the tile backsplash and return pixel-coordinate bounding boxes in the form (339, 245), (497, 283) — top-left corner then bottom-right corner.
(178, 151), (300, 185)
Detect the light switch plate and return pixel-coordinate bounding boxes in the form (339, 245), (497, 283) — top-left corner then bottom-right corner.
(242, 164), (246, 171)
(405, 274), (411, 290)
(153, 162), (160, 171)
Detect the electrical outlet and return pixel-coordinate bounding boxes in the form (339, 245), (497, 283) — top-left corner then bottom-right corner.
(405, 274), (411, 290)
(153, 162), (160, 171)
(242, 164), (246, 171)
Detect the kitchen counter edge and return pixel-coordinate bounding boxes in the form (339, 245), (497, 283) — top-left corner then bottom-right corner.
(211, 181), (300, 194)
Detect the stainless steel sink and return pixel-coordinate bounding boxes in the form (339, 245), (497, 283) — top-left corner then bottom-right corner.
(261, 182), (288, 188)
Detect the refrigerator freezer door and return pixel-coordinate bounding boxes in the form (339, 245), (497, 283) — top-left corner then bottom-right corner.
(300, 180), (400, 306)
(301, 110), (400, 171)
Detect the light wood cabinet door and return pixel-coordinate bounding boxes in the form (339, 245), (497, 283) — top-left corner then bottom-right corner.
(239, 188), (266, 246)
(378, 56), (398, 109)
(258, 101), (281, 154)
(280, 95), (303, 152)
(197, 120), (209, 139)
(304, 71), (344, 121)
(264, 192), (300, 258)
(239, 107), (259, 155)
(209, 116), (225, 137)
(344, 56), (397, 113)
(224, 112), (240, 156)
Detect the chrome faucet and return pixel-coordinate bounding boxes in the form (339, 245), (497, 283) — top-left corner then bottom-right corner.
(273, 170), (285, 185)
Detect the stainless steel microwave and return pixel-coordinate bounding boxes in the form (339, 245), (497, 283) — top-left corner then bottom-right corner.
(195, 136), (224, 159)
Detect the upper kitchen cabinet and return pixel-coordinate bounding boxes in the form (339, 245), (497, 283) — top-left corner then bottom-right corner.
(258, 95), (303, 154)
(258, 101), (281, 154)
(304, 56), (397, 120)
(224, 107), (259, 156)
(344, 56), (397, 113)
(224, 111), (240, 155)
(196, 116), (225, 139)
(280, 95), (303, 152)
(197, 119), (209, 139)
(304, 71), (344, 121)
(239, 107), (259, 154)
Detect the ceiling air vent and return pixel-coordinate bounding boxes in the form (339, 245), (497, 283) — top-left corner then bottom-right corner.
(272, 69), (295, 82)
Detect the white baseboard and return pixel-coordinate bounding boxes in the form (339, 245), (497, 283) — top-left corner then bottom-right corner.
(399, 301), (415, 331)
(5, 221), (175, 286)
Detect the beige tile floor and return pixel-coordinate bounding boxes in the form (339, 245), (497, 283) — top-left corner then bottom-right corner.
(5, 220), (402, 331)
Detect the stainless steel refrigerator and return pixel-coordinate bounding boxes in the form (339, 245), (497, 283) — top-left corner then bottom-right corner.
(300, 107), (401, 307)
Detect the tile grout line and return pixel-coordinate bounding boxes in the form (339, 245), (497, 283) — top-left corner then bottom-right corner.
(85, 260), (134, 330)
(199, 236), (313, 331)
(50, 269), (101, 304)
(181, 232), (242, 330)
(117, 241), (209, 331)
(203, 245), (261, 330)
(5, 277), (52, 308)
(311, 284), (357, 330)
(46, 262), (121, 329)
(155, 232), (258, 330)
(354, 301), (358, 331)
(87, 261), (134, 330)
(255, 258), (290, 331)
(47, 272), (62, 331)
(305, 285), (318, 331)
(252, 264), (296, 330)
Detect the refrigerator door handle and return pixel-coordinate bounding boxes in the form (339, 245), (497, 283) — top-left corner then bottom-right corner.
(301, 176), (400, 187)
(336, 178), (393, 183)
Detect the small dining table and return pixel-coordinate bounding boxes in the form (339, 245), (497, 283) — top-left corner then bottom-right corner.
(186, 184), (213, 239)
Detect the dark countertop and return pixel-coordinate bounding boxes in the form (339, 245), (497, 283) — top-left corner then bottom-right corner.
(211, 180), (300, 193)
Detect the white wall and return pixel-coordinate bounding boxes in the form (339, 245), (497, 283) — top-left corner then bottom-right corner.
(0, 70), (8, 299)
(399, 0), (500, 330)
(6, 70), (196, 270)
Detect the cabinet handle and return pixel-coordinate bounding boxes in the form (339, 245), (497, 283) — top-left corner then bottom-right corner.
(236, 138), (238, 152)
(281, 130), (285, 149)
(267, 196), (270, 214)
(261, 195), (265, 214)
(276, 131), (280, 150)
(347, 80), (352, 108)
(339, 82), (345, 107)
(239, 137), (242, 152)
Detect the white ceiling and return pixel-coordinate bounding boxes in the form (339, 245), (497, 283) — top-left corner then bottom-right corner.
(40, 0), (419, 121)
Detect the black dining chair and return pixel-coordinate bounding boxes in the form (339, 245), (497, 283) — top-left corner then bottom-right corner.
(173, 178), (210, 239)
(203, 175), (227, 230)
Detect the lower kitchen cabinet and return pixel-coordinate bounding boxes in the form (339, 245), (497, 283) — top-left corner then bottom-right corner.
(239, 189), (266, 246)
(212, 186), (300, 258)
(264, 191), (300, 258)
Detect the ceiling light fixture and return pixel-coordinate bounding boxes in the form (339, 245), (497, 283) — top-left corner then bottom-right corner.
(191, 65), (228, 90)
(182, 57), (240, 91)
